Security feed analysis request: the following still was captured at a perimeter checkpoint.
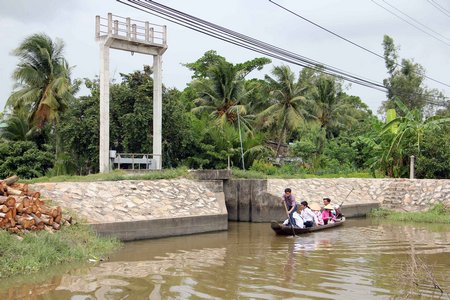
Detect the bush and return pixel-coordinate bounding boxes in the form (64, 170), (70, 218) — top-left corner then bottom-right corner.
(0, 141), (53, 179)
(249, 159), (277, 175)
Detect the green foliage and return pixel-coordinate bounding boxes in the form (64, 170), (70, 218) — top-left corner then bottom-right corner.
(6, 33), (74, 128)
(368, 203), (450, 224)
(0, 141), (53, 178)
(381, 35), (445, 114)
(258, 65), (313, 156)
(249, 159), (277, 175)
(0, 225), (120, 278)
(415, 128), (450, 179)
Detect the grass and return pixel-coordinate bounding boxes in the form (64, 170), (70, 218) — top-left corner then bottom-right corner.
(0, 224), (121, 278)
(368, 203), (450, 224)
(22, 167), (189, 184)
(231, 169), (378, 179)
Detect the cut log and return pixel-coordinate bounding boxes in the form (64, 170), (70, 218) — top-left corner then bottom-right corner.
(10, 183), (28, 193)
(5, 196), (16, 208)
(30, 213), (44, 226)
(54, 214), (62, 224)
(21, 196), (31, 208)
(40, 214), (53, 225)
(6, 186), (22, 196)
(30, 191), (41, 201)
(3, 175), (19, 186)
(5, 209), (13, 220)
(0, 204), (9, 213)
(15, 202), (24, 213)
(15, 215), (35, 229)
(52, 222), (61, 230)
(0, 195), (7, 204)
(0, 212), (6, 218)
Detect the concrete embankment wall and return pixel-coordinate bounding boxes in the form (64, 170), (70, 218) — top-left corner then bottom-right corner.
(224, 178), (450, 222)
(31, 172), (449, 240)
(32, 179), (228, 241)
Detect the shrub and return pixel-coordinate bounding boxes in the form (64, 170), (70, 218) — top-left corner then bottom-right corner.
(0, 141), (53, 179)
(249, 159), (277, 175)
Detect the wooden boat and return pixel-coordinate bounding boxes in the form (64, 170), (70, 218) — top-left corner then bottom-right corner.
(271, 217), (345, 235)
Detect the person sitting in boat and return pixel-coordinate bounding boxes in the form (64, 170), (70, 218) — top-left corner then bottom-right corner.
(310, 203), (324, 226)
(323, 197), (336, 214)
(299, 201), (319, 228)
(323, 197), (342, 219)
(322, 204), (336, 225)
(282, 211), (305, 228)
(281, 188), (297, 227)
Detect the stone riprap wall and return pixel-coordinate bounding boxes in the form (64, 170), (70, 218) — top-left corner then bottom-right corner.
(224, 178), (450, 222)
(32, 179), (228, 241)
(267, 178), (450, 211)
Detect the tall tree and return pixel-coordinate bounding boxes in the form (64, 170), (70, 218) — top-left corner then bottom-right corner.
(191, 57), (269, 132)
(311, 76), (356, 138)
(380, 35), (445, 115)
(258, 65), (313, 156)
(6, 33), (74, 127)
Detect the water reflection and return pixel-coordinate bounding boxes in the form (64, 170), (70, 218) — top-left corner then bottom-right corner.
(1, 219), (449, 299)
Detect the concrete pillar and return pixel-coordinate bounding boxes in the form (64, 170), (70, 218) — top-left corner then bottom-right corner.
(410, 155), (415, 179)
(153, 54), (162, 169)
(99, 43), (110, 173)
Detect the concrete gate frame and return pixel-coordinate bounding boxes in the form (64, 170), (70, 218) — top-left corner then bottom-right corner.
(95, 13), (167, 172)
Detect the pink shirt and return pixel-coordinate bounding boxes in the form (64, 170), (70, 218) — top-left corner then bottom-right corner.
(322, 210), (336, 222)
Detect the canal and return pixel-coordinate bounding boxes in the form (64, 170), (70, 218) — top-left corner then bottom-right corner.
(1, 218), (449, 299)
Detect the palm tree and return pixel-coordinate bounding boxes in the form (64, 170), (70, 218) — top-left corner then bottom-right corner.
(311, 76), (355, 138)
(191, 60), (253, 132)
(6, 33), (73, 128)
(258, 65), (313, 156)
(1, 111), (34, 141)
(6, 34), (74, 174)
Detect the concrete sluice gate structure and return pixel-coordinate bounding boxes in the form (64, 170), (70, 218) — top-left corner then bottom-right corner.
(32, 171), (450, 241)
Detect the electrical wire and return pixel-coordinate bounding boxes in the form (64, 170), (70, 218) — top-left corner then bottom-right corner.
(116, 0), (450, 104)
(427, 0), (450, 18)
(269, 0), (450, 89)
(380, 0), (450, 43)
(370, 0), (450, 47)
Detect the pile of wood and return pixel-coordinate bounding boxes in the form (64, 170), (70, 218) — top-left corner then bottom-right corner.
(0, 175), (71, 234)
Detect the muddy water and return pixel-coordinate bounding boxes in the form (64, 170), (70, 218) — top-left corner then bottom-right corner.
(1, 219), (449, 299)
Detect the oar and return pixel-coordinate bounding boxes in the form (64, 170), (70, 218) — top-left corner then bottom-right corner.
(338, 187), (354, 218)
(283, 201), (296, 237)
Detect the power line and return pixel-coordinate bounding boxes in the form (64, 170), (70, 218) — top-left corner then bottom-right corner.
(268, 0), (450, 89)
(118, 0), (387, 90)
(370, 0), (450, 47)
(427, 0), (450, 18)
(116, 0), (450, 104)
(380, 0), (450, 42)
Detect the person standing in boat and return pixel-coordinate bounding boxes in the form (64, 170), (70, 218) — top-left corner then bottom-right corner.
(281, 188), (297, 227)
(299, 201), (318, 228)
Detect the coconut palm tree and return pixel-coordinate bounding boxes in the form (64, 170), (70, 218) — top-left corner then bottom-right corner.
(258, 65), (313, 156)
(6, 33), (73, 128)
(191, 60), (253, 132)
(311, 76), (356, 138)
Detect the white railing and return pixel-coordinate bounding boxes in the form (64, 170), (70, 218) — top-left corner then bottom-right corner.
(111, 153), (161, 170)
(96, 13), (167, 45)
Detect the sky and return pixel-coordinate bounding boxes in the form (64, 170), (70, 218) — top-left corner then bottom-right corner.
(1, 0), (449, 115)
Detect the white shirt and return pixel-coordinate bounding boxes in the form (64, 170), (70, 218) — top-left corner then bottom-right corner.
(283, 212), (305, 228)
(301, 207), (319, 225)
